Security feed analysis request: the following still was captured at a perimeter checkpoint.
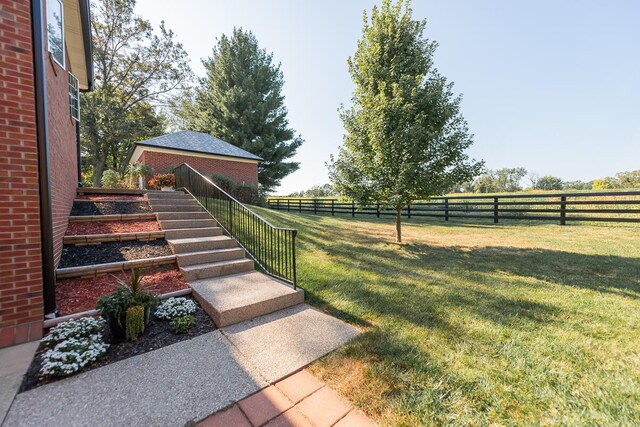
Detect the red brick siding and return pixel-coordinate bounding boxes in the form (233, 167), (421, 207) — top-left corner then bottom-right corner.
(0, 0), (44, 347)
(46, 49), (78, 268)
(135, 150), (259, 187)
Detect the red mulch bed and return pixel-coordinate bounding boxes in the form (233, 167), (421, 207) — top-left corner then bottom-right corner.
(76, 195), (145, 201)
(65, 220), (160, 236)
(55, 267), (189, 315)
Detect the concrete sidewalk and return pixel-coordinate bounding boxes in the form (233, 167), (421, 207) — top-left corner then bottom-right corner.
(4, 304), (359, 426)
(0, 342), (38, 425)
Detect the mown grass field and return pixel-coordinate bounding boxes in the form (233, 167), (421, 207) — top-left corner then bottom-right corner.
(252, 206), (640, 426)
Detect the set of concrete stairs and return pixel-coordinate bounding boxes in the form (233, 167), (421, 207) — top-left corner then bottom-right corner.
(147, 190), (303, 327)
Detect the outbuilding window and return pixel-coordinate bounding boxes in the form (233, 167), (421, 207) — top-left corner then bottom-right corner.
(47, 0), (65, 68)
(69, 73), (80, 121)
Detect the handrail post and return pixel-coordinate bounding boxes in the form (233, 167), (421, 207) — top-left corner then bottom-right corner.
(292, 230), (297, 290)
(494, 197), (499, 223)
(445, 198), (449, 221)
(560, 196), (567, 225)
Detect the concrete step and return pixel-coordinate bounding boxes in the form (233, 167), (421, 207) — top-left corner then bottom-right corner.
(157, 212), (211, 221)
(159, 219), (218, 230)
(190, 271), (304, 327)
(150, 204), (203, 213)
(148, 197), (199, 205)
(181, 258), (254, 281)
(164, 227), (223, 240)
(177, 248), (246, 266)
(147, 192), (192, 200)
(168, 235), (237, 253)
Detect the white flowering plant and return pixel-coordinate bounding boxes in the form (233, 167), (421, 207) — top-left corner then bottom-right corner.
(40, 335), (109, 377)
(154, 297), (197, 320)
(41, 317), (105, 347)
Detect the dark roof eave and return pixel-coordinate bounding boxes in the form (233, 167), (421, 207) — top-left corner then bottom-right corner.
(78, 0), (94, 92)
(134, 142), (263, 162)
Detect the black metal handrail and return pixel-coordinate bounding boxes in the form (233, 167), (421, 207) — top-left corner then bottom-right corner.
(174, 163), (297, 288)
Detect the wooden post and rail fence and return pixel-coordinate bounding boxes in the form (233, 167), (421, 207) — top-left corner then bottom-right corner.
(267, 191), (640, 225)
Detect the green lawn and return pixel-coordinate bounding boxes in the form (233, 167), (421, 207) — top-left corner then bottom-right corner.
(251, 207), (640, 426)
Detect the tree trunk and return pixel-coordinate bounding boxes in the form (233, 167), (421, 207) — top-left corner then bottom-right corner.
(93, 156), (106, 187)
(396, 207), (402, 243)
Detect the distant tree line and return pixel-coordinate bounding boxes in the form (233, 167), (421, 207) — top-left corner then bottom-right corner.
(451, 168), (640, 193)
(286, 184), (336, 198)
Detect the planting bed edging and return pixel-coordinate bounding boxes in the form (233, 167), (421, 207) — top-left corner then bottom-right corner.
(77, 187), (145, 195)
(43, 288), (193, 328)
(73, 198), (147, 203)
(69, 213), (157, 223)
(55, 255), (177, 279)
(63, 231), (165, 245)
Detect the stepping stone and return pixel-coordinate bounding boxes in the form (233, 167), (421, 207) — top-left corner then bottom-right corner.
(190, 271), (304, 327)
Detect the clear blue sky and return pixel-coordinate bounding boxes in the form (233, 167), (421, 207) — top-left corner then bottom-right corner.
(136, 0), (640, 195)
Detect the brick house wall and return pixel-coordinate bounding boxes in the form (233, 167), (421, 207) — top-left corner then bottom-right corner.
(46, 51), (78, 268)
(0, 0), (44, 347)
(0, 0), (80, 348)
(137, 150), (259, 188)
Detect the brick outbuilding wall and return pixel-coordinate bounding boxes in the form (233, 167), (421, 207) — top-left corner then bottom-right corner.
(0, 0), (44, 347)
(137, 150), (259, 187)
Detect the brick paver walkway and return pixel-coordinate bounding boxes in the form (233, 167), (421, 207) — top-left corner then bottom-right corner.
(198, 370), (376, 427)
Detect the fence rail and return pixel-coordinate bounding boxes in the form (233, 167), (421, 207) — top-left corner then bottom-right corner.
(267, 191), (640, 225)
(175, 163), (297, 287)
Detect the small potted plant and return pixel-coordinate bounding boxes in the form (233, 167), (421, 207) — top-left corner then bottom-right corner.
(150, 173), (175, 191)
(96, 269), (159, 342)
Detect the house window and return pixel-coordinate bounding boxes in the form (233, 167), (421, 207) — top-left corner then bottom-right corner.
(47, 0), (65, 68)
(69, 73), (80, 121)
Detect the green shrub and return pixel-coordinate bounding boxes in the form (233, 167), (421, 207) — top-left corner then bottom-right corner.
(210, 174), (262, 204)
(171, 315), (196, 334)
(101, 169), (124, 188)
(96, 269), (158, 341)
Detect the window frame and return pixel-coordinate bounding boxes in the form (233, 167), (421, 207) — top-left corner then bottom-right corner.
(69, 73), (80, 121)
(47, 0), (65, 69)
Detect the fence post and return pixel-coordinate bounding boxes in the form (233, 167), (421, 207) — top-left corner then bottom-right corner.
(407, 204), (411, 218)
(314, 198), (317, 215)
(299, 199), (302, 213)
(331, 200), (335, 216)
(560, 196), (567, 225)
(277, 199), (280, 210)
(445, 198), (449, 221)
(287, 199), (290, 212)
(376, 203), (380, 218)
(352, 201), (355, 218)
(493, 197), (499, 223)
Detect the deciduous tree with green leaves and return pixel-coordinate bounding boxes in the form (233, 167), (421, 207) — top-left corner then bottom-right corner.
(81, 0), (191, 186)
(329, 0), (483, 242)
(173, 28), (303, 193)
